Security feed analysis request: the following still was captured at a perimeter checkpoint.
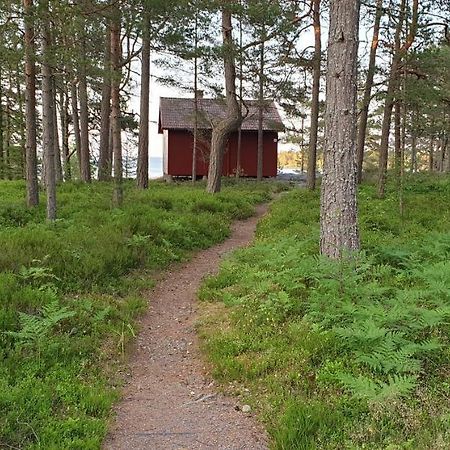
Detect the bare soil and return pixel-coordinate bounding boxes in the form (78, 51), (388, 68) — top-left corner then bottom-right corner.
(104, 204), (270, 450)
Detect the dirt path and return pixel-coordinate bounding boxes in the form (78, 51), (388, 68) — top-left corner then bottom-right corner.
(104, 204), (270, 450)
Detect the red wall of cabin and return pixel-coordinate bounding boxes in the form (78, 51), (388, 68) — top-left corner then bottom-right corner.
(166, 129), (278, 177)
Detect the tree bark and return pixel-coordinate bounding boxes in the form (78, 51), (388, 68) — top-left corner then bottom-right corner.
(98, 22), (112, 180)
(23, 0), (39, 207)
(137, 17), (150, 189)
(111, 7), (123, 206)
(206, 3), (242, 193)
(307, 0), (321, 190)
(320, 0), (360, 259)
(41, 0), (56, 220)
(356, 0), (383, 183)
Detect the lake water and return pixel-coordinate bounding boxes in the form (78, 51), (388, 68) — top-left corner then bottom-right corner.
(150, 156), (163, 179)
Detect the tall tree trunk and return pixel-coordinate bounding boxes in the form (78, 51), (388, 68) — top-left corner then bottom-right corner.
(377, 0), (419, 198)
(53, 79), (63, 182)
(5, 88), (11, 179)
(16, 69), (26, 179)
(438, 134), (446, 172)
(111, 7), (123, 206)
(41, 0), (56, 220)
(137, 17), (150, 189)
(59, 87), (70, 180)
(257, 28), (265, 182)
(356, 0), (383, 183)
(429, 137), (434, 172)
(307, 0), (321, 190)
(23, 0), (39, 206)
(206, 3), (242, 193)
(399, 94), (406, 216)
(71, 82), (82, 174)
(78, 38), (91, 183)
(109, 119), (113, 171)
(411, 107), (417, 172)
(394, 99), (401, 174)
(320, 0), (360, 259)
(98, 22), (112, 180)
(411, 133), (417, 172)
(445, 136), (450, 173)
(236, 4), (243, 178)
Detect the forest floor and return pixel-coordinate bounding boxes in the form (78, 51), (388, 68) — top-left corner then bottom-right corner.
(104, 203), (270, 450)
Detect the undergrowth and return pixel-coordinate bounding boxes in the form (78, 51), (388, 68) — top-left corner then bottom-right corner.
(198, 174), (450, 449)
(0, 179), (283, 449)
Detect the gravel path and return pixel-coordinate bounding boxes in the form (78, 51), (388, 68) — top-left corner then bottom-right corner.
(104, 204), (270, 450)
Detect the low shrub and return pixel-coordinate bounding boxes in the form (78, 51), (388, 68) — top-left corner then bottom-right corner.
(199, 174), (450, 449)
(0, 179), (279, 449)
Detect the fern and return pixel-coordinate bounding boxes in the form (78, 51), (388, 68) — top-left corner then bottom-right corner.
(336, 372), (418, 402)
(6, 299), (76, 346)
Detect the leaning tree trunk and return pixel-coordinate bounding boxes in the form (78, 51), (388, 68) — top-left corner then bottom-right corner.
(206, 3), (242, 193)
(377, 0), (419, 198)
(307, 0), (321, 190)
(41, 0), (56, 220)
(23, 0), (39, 207)
(320, 0), (360, 259)
(136, 17), (150, 189)
(98, 22), (112, 181)
(356, 0), (383, 183)
(111, 7), (123, 206)
(377, 0), (405, 198)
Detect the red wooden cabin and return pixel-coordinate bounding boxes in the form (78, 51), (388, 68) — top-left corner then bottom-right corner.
(158, 97), (284, 178)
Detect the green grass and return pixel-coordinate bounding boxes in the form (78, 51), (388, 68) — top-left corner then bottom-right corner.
(0, 178), (284, 450)
(198, 174), (450, 449)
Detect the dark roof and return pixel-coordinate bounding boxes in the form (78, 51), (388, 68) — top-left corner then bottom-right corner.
(158, 97), (284, 132)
